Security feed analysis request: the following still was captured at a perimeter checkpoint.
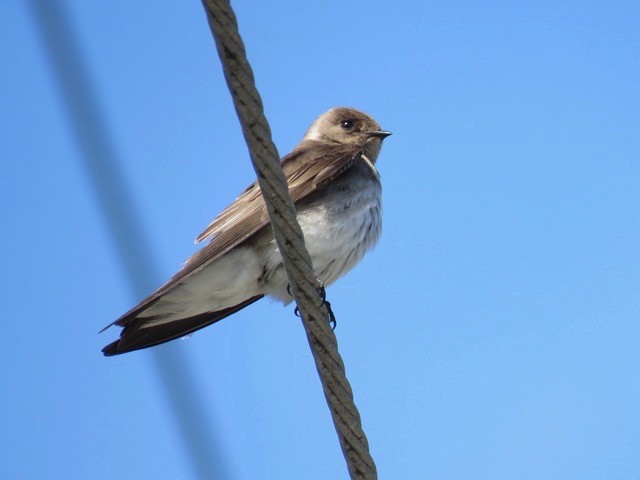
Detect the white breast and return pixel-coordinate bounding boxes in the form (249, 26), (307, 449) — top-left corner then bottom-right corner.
(261, 163), (382, 302)
(299, 185), (381, 285)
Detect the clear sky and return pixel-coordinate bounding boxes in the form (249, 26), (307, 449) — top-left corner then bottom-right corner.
(2, 1), (639, 479)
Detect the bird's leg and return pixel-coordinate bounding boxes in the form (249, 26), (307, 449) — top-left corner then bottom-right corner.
(315, 280), (336, 329)
(288, 280), (336, 329)
(323, 300), (337, 330)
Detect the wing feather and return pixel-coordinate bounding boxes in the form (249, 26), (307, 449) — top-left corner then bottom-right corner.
(110, 141), (362, 328)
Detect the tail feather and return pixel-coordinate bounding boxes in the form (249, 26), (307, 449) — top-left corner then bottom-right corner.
(102, 295), (263, 356)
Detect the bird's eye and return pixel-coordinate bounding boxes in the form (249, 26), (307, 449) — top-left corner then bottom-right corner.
(341, 119), (354, 129)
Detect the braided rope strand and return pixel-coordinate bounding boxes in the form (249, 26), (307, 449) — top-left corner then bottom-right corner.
(201, 1), (378, 478)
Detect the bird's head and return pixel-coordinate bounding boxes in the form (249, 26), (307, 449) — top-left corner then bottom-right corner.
(303, 107), (391, 161)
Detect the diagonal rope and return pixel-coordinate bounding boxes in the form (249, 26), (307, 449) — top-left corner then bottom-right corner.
(201, 1), (378, 478)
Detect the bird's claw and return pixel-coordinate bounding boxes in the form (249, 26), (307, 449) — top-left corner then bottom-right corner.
(316, 282), (336, 329)
(324, 300), (337, 330)
(290, 281), (336, 329)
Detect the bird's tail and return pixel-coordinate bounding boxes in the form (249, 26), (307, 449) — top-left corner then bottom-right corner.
(101, 295), (263, 356)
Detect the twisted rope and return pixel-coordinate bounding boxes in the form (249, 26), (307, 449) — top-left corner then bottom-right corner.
(201, 1), (377, 478)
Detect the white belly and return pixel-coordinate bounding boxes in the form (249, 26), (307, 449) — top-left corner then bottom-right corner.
(261, 166), (382, 303)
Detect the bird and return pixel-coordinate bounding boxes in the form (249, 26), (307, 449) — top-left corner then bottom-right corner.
(101, 107), (391, 356)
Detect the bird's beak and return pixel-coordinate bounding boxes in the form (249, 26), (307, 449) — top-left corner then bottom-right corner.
(366, 130), (392, 139)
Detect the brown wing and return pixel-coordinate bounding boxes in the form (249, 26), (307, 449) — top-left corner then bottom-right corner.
(107, 141), (363, 327)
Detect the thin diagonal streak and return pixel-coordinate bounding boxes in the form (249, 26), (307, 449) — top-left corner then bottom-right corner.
(27, 1), (232, 479)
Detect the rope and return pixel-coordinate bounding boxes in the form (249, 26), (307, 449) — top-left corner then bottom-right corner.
(201, 1), (378, 478)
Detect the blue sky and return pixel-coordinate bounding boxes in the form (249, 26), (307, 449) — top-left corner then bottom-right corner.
(2, 1), (639, 479)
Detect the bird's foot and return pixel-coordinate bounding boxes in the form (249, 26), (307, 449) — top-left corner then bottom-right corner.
(324, 300), (337, 330)
(290, 280), (336, 330)
(315, 281), (337, 329)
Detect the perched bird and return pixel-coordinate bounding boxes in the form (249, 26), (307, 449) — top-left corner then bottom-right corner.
(102, 107), (391, 355)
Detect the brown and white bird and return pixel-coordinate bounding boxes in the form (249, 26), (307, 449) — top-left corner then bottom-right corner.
(102, 107), (391, 355)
